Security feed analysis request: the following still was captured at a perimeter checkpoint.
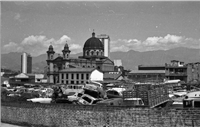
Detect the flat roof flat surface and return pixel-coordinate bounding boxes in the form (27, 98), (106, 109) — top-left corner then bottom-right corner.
(129, 70), (165, 74)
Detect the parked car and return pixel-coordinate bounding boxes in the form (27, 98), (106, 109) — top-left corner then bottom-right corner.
(27, 98), (52, 103)
(77, 94), (102, 105)
(106, 89), (123, 99)
(68, 92), (83, 102)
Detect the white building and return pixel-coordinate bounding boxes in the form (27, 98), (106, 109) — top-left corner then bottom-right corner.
(21, 52), (32, 73)
(58, 68), (103, 84)
(97, 34), (110, 58)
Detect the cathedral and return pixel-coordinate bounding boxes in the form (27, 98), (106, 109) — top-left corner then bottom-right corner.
(46, 32), (115, 84)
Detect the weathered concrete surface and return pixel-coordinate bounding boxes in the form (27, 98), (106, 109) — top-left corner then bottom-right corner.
(1, 102), (200, 127)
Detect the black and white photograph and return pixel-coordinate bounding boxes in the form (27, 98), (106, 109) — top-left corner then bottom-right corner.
(1, 1), (200, 127)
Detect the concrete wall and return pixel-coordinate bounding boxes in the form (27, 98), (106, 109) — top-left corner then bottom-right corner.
(1, 102), (200, 127)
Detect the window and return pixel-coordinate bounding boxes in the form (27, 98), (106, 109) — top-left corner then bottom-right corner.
(82, 96), (92, 103)
(50, 54), (53, 59)
(91, 51), (94, 56)
(76, 81), (79, 84)
(86, 51), (89, 56)
(77, 74), (79, 79)
(81, 74), (84, 79)
(71, 81), (74, 84)
(62, 80), (64, 84)
(86, 74), (89, 80)
(71, 74), (74, 79)
(66, 74), (68, 79)
(62, 73), (64, 79)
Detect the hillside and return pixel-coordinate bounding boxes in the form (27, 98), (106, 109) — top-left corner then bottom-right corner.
(1, 47), (200, 72)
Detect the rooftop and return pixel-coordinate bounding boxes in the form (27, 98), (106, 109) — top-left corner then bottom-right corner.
(60, 68), (95, 73)
(129, 70), (165, 74)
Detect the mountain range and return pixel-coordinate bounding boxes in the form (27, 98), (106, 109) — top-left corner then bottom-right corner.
(1, 47), (200, 73)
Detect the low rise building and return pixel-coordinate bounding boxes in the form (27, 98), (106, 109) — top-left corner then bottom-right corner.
(128, 70), (165, 83)
(187, 62), (200, 84)
(9, 73), (47, 85)
(58, 68), (103, 85)
(165, 60), (187, 83)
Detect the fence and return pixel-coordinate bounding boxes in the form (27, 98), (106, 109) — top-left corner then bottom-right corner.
(1, 102), (200, 127)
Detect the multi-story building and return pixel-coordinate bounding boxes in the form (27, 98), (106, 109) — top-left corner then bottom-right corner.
(97, 34), (110, 58)
(21, 52), (32, 74)
(128, 70), (165, 83)
(128, 64), (165, 83)
(46, 32), (115, 84)
(187, 62), (200, 84)
(165, 60), (187, 82)
(128, 60), (200, 84)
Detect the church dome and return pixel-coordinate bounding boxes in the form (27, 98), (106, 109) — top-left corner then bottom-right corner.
(83, 32), (104, 50)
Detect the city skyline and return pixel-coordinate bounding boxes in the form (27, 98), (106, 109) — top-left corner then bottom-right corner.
(1, 1), (200, 56)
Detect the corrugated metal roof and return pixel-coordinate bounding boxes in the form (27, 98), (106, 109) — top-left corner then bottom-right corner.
(129, 70), (165, 74)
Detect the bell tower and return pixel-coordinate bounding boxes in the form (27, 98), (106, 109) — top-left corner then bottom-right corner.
(46, 44), (55, 83)
(47, 45), (55, 60)
(62, 42), (71, 59)
(62, 42), (71, 69)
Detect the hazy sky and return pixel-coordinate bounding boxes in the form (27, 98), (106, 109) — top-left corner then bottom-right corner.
(1, 1), (200, 56)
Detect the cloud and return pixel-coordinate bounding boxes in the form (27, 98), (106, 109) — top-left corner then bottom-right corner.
(111, 34), (200, 52)
(2, 35), (82, 56)
(3, 42), (23, 52)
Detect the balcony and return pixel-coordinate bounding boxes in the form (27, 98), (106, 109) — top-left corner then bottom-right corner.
(165, 72), (187, 76)
(165, 64), (187, 68)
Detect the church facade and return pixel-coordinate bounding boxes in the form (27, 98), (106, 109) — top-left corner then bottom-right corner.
(46, 32), (115, 84)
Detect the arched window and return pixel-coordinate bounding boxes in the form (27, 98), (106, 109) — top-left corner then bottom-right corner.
(86, 50), (89, 56)
(91, 51), (94, 56)
(100, 51), (103, 56)
(50, 54), (54, 59)
(96, 51), (99, 56)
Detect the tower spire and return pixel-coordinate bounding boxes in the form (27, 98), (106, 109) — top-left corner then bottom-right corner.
(92, 29), (95, 37)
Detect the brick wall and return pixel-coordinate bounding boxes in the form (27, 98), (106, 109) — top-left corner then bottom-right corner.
(1, 102), (200, 127)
